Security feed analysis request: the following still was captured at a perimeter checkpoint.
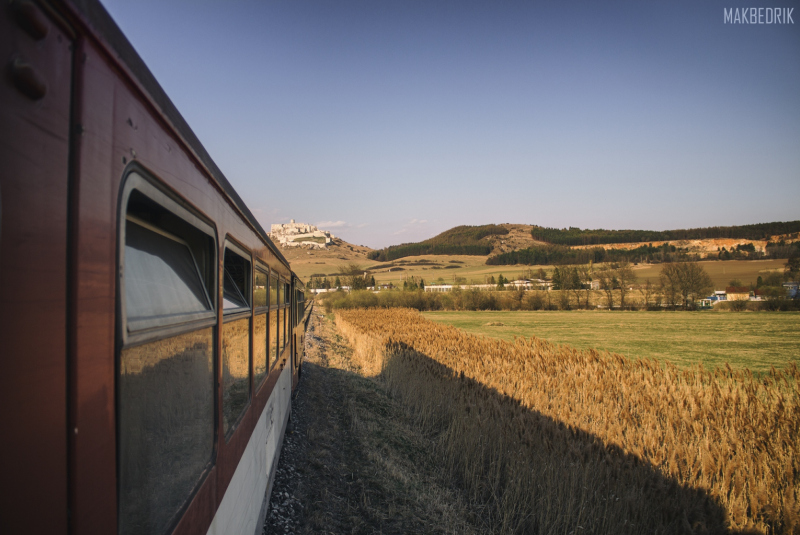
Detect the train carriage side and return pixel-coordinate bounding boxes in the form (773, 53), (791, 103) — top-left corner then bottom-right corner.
(0, 1), (301, 534)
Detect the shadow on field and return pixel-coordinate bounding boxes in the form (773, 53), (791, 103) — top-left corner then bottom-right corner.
(381, 341), (759, 535)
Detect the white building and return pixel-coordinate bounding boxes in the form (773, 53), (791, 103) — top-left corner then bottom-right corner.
(269, 219), (336, 249)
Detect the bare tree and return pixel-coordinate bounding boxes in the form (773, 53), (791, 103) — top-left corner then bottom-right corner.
(660, 261), (713, 309)
(676, 262), (713, 308)
(596, 265), (617, 310)
(615, 262), (637, 310)
(659, 263), (681, 309)
(641, 278), (654, 310)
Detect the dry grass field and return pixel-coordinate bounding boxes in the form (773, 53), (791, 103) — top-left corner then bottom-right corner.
(336, 308), (799, 534)
(634, 259), (787, 289)
(423, 310), (800, 374)
(284, 235), (785, 290)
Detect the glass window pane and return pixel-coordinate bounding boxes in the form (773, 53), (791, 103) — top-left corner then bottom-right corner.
(254, 313), (267, 386)
(269, 309), (277, 365)
(270, 275), (278, 306)
(254, 270), (267, 308)
(125, 221), (210, 325)
(223, 268), (247, 309)
(222, 318), (250, 437)
(277, 280), (283, 308)
(223, 248), (250, 311)
(276, 308), (282, 357)
(284, 283), (290, 304)
(119, 328), (214, 535)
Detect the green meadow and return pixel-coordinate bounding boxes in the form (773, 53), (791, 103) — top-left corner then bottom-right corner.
(423, 310), (800, 373)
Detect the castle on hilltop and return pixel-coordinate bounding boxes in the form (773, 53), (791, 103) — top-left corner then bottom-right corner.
(269, 220), (336, 249)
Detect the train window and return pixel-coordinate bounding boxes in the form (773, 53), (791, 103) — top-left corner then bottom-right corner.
(254, 269), (268, 309)
(269, 274), (278, 365)
(269, 308), (278, 366)
(254, 267), (268, 386)
(222, 246), (250, 311)
(222, 317), (250, 437)
(124, 221), (212, 331)
(276, 308), (283, 356)
(269, 274), (278, 306)
(284, 282), (291, 304)
(222, 242), (251, 438)
(118, 171), (216, 535)
(254, 313), (267, 386)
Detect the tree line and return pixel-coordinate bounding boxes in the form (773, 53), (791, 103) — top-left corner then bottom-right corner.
(530, 221), (800, 246)
(488, 241), (800, 267)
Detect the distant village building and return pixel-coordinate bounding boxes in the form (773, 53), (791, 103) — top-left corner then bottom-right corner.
(725, 286), (751, 301)
(269, 219), (336, 249)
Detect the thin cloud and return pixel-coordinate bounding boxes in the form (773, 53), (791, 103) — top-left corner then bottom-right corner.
(317, 220), (348, 229)
(393, 218), (429, 235)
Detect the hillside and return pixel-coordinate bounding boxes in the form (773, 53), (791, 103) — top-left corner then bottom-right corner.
(278, 236), (376, 280)
(368, 224), (543, 262)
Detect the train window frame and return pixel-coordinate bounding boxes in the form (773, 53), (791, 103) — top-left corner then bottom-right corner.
(118, 169), (217, 346)
(222, 240), (251, 316)
(220, 239), (252, 441)
(254, 264), (269, 311)
(116, 167), (218, 535)
(253, 263), (269, 390)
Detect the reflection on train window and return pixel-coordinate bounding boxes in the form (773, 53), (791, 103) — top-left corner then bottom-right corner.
(222, 317), (250, 437)
(223, 247), (250, 311)
(276, 308), (283, 357)
(269, 309), (277, 366)
(254, 269), (267, 308)
(284, 282), (290, 304)
(269, 274), (278, 306)
(283, 302), (288, 351)
(124, 220), (212, 331)
(277, 279), (283, 309)
(254, 313), (267, 386)
(118, 328), (214, 535)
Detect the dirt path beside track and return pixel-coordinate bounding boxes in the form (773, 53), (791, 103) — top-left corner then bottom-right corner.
(262, 310), (480, 535)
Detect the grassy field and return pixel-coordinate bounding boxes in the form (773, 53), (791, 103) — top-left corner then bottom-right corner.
(337, 308), (800, 533)
(287, 241), (788, 291)
(423, 310), (800, 373)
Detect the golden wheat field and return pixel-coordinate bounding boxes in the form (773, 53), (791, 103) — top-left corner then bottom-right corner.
(335, 307), (800, 534)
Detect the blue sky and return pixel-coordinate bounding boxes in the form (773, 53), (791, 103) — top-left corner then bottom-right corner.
(100, 0), (800, 248)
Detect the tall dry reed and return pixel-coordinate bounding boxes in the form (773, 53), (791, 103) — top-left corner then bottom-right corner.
(336, 308), (799, 534)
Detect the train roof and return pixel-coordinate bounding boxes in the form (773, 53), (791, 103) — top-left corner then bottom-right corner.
(66, 0), (290, 267)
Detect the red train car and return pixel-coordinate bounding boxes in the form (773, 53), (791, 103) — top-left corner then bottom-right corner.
(0, 1), (308, 533)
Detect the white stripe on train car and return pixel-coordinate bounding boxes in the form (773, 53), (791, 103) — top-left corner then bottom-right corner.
(206, 365), (292, 535)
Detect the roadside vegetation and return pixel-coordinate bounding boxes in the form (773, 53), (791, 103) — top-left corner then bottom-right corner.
(336, 308), (800, 534)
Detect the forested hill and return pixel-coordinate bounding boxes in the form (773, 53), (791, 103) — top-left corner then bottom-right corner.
(368, 224), (509, 262)
(531, 221), (800, 246)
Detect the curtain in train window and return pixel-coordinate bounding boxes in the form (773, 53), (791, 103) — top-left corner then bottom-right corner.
(222, 245), (251, 438)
